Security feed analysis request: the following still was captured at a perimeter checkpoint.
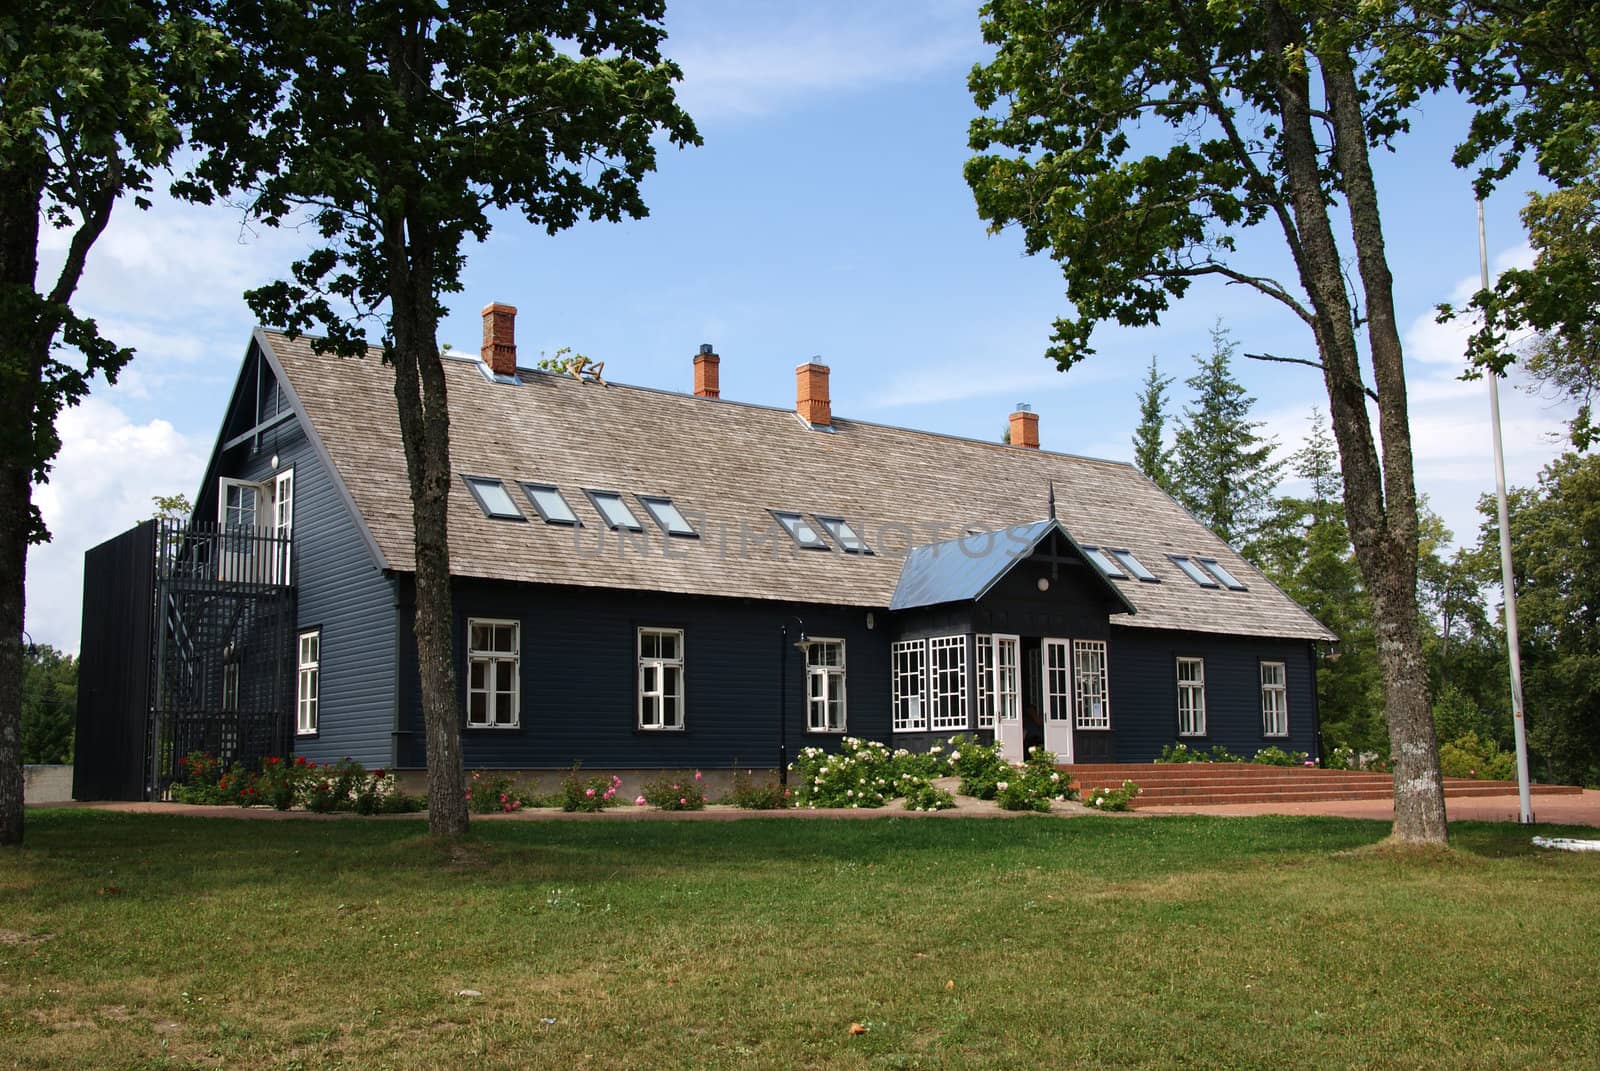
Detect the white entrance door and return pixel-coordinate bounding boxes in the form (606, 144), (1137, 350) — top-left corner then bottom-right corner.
(992, 634), (1023, 763)
(1042, 638), (1075, 763)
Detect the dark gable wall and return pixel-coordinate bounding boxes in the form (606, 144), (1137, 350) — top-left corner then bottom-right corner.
(213, 388), (397, 769)
(397, 578), (890, 770)
(1108, 626), (1319, 762)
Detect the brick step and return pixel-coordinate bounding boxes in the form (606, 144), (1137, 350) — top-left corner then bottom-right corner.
(1081, 783), (1581, 809)
(1070, 774), (1399, 790)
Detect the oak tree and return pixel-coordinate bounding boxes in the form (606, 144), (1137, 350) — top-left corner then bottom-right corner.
(967, 0), (1450, 842)
(182, 0), (699, 835)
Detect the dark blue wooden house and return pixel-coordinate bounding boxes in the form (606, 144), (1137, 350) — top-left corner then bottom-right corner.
(73, 303), (1333, 799)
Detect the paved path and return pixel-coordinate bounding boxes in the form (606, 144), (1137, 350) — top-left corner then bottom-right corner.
(1138, 788), (1600, 827)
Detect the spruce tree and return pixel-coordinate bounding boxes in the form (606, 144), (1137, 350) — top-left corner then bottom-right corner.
(1170, 325), (1282, 555)
(1131, 355), (1174, 490)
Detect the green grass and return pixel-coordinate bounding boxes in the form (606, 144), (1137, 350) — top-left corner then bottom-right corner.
(2, 811), (1598, 1069)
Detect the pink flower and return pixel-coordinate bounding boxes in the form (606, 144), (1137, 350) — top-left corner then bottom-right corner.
(585, 788), (596, 798)
(679, 798), (687, 806)
(694, 771), (702, 781)
(635, 795), (647, 806)
(499, 793), (508, 803)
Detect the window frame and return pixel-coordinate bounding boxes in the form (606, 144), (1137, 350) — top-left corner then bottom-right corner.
(465, 618), (521, 729)
(772, 510), (831, 551)
(462, 475), (525, 521)
(637, 626), (686, 731)
(1176, 656), (1207, 737)
(891, 639), (928, 732)
(1081, 545), (1127, 578)
(638, 495), (699, 538)
(218, 476), (260, 529)
(296, 629), (320, 736)
(928, 635), (970, 731)
(974, 635), (995, 728)
(1073, 639), (1110, 729)
(1198, 557), (1249, 591)
(585, 488), (645, 531)
(520, 482), (582, 526)
(273, 468), (295, 583)
(1260, 660), (1289, 737)
(815, 515), (872, 555)
(804, 638), (847, 734)
(1170, 555), (1220, 588)
(1108, 548), (1159, 582)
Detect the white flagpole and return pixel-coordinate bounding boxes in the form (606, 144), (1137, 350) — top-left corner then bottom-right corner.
(1477, 198), (1534, 824)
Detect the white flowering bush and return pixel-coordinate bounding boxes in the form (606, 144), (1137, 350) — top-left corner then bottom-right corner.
(789, 738), (896, 808)
(900, 776), (956, 812)
(1084, 779), (1141, 811)
(945, 734), (1011, 799)
(995, 747), (1078, 812)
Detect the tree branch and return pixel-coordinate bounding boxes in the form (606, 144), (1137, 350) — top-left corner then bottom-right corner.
(46, 157), (121, 310)
(1173, 263), (1316, 325)
(1244, 351), (1379, 401)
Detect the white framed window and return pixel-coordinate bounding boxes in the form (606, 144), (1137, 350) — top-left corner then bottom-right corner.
(1261, 661), (1288, 737)
(928, 636), (969, 731)
(273, 469), (294, 583)
(805, 639), (847, 733)
(219, 477), (259, 528)
(1073, 640), (1110, 729)
(296, 630), (320, 735)
(1177, 657), (1206, 736)
(993, 635), (1021, 724)
(891, 639), (927, 732)
(975, 635), (995, 728)
(638, 627), (685, 730)
(467, 619), (520, 728)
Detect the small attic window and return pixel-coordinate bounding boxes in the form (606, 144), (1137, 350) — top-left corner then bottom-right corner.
(586, 489), (644, 531)
(1081, 546), (1126, 578)
(1171, 555), (1219, 588)
(640, 496), (698, 538)
(817, 516), (871, 555)
(1109, 548), (1159, 582)
(463, 476), (524, 521)
(521, 483), (580, 526)
(773, 510), (829, 551)
(1199, 557), (1248, 591)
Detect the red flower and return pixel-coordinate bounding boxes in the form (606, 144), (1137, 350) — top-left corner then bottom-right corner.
(294, 756), (308, 767)
(266, 756), (281, 767)
(373, 769), (386, 779)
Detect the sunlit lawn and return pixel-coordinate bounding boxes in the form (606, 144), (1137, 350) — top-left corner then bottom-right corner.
(2, 810), (1598, 1069)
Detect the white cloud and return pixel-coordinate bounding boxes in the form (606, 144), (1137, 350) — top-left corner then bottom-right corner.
(671, 4), (975, 121)
(25, 398), (208, 653)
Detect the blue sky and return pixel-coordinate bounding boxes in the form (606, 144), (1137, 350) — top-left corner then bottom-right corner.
(27, 0), (1574, 651)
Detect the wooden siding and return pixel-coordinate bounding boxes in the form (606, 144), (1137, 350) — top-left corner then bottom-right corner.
(395, 579), (889, 770)
(1107, 626), (1320, 762)
(229, 417), (396, 767)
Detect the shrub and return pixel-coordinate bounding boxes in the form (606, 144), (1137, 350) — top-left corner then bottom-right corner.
(1439, 732), (1517, 781)
(946, 736), (1010, 799)
(1252, 746), (1309, 767)
(466, 771), (533, 814)
(170, 751), (246, 804)
(1156, 742), (1242, 764)
(724, 768), (788, 810)
(991, 747), (1077, 811)
(642, 771), (709, 811)
(899, 777), (956, 812)
(789, 737), (895, 808)
(561, 764), (621, 812)
(1084, 780), (1141, 811)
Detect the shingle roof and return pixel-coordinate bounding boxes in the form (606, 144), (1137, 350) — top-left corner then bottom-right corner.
(260, 330), (1335, 641)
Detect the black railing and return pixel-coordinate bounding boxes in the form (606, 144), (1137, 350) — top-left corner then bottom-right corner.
(157, 518), (294, 589)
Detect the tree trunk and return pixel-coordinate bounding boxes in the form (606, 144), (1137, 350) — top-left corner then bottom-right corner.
(1264, 2), (1447, 844)
(0, 157), (46, 847)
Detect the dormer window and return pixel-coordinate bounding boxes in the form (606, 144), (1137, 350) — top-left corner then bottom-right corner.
(463, 476), (523, 521)
(640, 496), (698, 538)
(586, 489), (643, 531)
(1198, 557), (1248, 591)
(1171, 555), (1218, 588)
(1081, 546), (1126, 578)
(817, 516), (871, 554)
(773, 510), (829, 551)
(521, 483), (580, 526)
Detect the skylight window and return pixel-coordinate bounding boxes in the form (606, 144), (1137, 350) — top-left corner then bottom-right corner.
(817, 516), (871, 555)
(521, 483), (580, 526)
(1171, 555), (1219, 588)
(1081, 546), (1126, 578)
(1109, 549), (1159, 582)
(1198, 557), (1248, 591)
(773, 510), (830, 551)
(586, 490), (643, 531)
(640, 496), (698, 538)
(463, 476), (523, 521)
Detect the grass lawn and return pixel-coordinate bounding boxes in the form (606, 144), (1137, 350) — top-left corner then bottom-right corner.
(2, 812), (1598, 1069)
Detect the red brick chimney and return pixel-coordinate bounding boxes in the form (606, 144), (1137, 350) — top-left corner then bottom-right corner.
(1010, 404), (1039, 449)
(694, 344), (720, 398)
(796, 360), (831, 426)
(481, 303), (517, 376)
